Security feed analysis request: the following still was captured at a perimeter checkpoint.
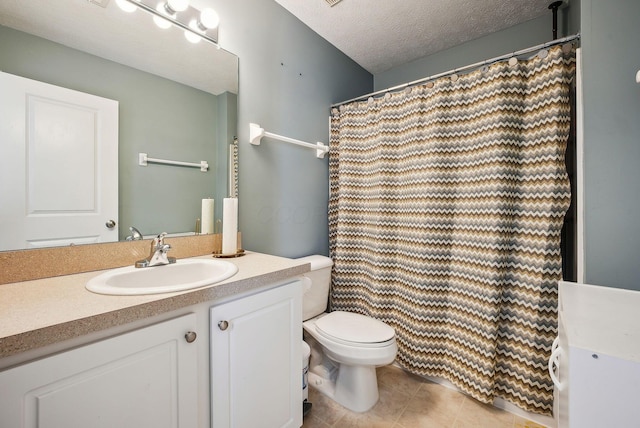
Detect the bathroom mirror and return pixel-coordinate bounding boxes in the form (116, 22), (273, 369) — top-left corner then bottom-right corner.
(0, 0), (238, 250)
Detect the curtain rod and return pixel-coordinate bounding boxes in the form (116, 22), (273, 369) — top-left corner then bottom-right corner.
(331, 33), (581, 108)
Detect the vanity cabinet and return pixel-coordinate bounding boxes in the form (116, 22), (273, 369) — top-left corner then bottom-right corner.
(210, 280), (303, 428)
(0, 271), (306, 428)
(0, 313), (199, 428)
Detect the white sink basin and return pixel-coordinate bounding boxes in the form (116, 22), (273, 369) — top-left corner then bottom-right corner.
(86, 259), (238, 295)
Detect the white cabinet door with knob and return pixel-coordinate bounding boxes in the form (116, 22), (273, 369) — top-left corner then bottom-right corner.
(211, 281), (303, 428)
(0, 313), (198, 428)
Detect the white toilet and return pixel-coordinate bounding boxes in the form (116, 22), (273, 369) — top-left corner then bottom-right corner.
(298, 255), (397, 412)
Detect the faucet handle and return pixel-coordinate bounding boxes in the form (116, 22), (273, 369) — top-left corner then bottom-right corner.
(154, 232), (168, 246)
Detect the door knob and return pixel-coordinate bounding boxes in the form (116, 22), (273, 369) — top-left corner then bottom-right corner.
(218, 320), (229, 331)
(105, 220), (117, 229)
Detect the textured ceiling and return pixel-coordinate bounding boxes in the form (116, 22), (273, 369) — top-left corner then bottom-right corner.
(274, 0), (557, 74)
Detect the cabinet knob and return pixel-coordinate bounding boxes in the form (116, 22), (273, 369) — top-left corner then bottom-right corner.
(218, 320), (229, 331)
(105, 219), (117, 229)
(184, 331), (197, 343)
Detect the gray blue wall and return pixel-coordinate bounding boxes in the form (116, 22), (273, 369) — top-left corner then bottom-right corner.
(580, 0), (640, 289)
(210, 0), (373, 258)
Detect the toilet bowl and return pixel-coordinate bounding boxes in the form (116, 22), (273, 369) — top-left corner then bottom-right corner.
(297, 255), (398, 413)
(304, 311), (397, 412)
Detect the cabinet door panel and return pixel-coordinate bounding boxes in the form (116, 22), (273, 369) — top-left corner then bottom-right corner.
(211, 281), (302, 428)
(30, 343), (177, 428)
(0, 314), (197, 428)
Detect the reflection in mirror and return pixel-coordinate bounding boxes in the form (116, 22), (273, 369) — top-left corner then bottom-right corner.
(0, 0), (238, 251)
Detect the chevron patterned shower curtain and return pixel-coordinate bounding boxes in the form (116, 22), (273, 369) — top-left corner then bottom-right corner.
(328, 45), (575, 415)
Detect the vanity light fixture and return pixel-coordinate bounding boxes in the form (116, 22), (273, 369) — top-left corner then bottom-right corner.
(198, 8), (220, 30)
(184, 21), (202, 43)
(153, 3), (174, 29)
(115, 0), (138, 12)
(162, 0), (189, 14)
(184, 8), (219, 43)
(154, 0), (189, 29)
(115, 0), (219, 46)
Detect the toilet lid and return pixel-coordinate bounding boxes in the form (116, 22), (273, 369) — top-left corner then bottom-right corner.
(315, 311), (395, 344)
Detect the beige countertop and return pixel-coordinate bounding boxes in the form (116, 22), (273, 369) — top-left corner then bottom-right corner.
(0, 251), (310, 360)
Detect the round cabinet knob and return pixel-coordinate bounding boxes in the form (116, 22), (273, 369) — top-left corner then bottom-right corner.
(218, 320), (229, 331)
(184, 331), (197, 343)
(105, 220), (117, 229)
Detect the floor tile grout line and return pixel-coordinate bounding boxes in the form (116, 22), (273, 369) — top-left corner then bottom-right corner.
(391, 391), (412, 426)
(389, 374), (425, 426)
(449, 392), (470, 427)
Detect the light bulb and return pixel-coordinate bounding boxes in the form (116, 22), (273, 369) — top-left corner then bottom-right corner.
(153, 3), (173, 29)
(166, 0), (189, 13)
(185, 20), (202, 43)
(115, 0), (137, 13)
(199, 8), (219, 30)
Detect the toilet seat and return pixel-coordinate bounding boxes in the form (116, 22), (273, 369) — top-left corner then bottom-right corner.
(315, 311), (395, 347)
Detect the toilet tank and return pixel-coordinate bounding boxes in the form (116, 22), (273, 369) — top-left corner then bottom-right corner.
(296, 255), (333, 321)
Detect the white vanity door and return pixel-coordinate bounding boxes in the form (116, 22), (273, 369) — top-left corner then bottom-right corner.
(0, 71), (118, 250)
(0, 313), (198, 428)
(211, 281), (303, 428)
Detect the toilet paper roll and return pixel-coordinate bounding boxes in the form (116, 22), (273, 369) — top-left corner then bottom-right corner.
(201, 198), (214, 234)
(222, 198), (238, 254)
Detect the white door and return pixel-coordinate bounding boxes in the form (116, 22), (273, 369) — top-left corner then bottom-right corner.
(0, 71), (118, 250)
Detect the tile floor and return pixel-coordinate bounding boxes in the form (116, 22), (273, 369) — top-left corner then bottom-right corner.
(302, 365), (547, 428)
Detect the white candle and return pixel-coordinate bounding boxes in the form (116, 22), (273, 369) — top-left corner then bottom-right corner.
(201, 198), (214, 234)
(222, 198), (238, 254)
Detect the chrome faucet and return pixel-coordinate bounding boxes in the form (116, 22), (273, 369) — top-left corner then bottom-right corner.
(135, 232), (177, 268)
(125, 226), (143, 241)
